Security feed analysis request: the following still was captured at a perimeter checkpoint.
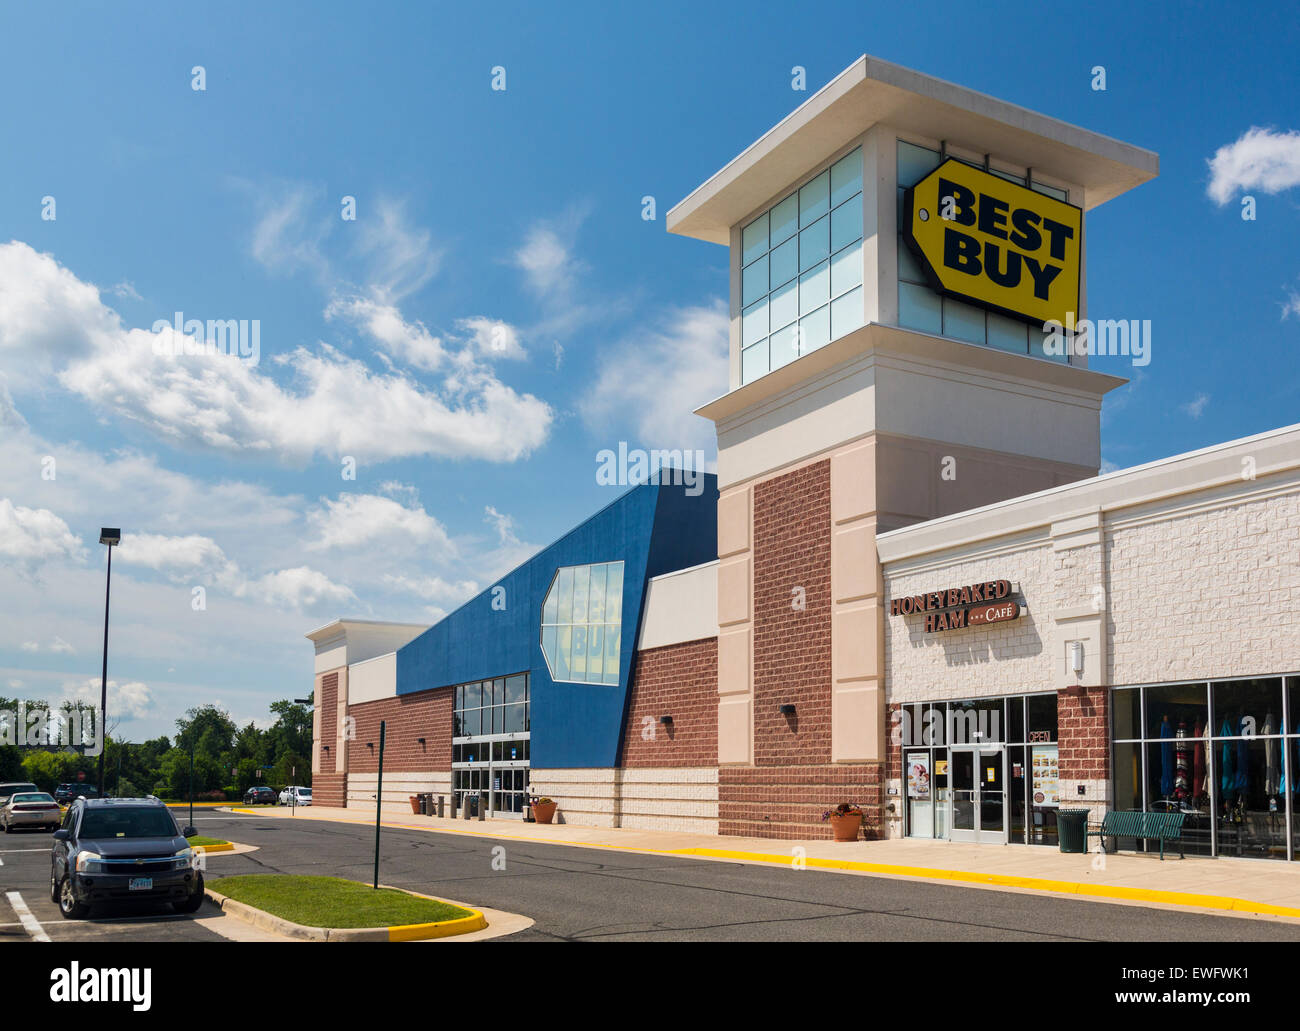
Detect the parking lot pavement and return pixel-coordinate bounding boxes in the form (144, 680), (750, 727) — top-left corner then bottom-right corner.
(0, 809), (287, 942)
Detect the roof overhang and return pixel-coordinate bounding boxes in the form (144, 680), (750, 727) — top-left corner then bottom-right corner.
(668, 54), (1159, 245)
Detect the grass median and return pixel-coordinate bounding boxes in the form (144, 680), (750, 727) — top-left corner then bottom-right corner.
(188, 835), (230, 848)
(208, 874), (472, 929)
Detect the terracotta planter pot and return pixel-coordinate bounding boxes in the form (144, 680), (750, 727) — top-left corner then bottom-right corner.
(533, 801), (557, 825)
(409, 795), (420, 814)
(829, 811), (862, 842)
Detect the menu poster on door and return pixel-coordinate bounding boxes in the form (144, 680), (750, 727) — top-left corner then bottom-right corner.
(1031, 745), (1059, 807)
(906, 754), (931, 800)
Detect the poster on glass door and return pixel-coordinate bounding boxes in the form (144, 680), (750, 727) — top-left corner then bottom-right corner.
(906, 753), (931, 800)
(1031, 745), (1059, 807)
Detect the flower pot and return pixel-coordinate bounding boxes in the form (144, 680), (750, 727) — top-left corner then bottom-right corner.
(829, 811), (862, 842)
(409, 795), (420, 814)
(533, 801), (558, 824)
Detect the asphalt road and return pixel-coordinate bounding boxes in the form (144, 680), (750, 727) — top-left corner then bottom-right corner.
(7, 809), (1299, 942)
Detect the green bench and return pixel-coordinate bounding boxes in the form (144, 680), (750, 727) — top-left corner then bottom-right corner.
(1086, 810), (1185, 860)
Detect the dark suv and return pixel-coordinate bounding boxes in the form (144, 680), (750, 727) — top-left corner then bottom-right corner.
(50, 797), (204, 919)
(53, 783), (100, 805)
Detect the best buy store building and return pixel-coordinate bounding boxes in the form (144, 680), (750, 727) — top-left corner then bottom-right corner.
(308, 56), (1300, 857)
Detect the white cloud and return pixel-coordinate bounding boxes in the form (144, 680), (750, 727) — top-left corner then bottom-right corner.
(1283, 283), (1300, 321)
(580, 299), (728, 454)
(382, 572), (479, 609)
(1180, 393), (1211, 419)
(326, 296), (447, 371)
(0, 243), (553, 464)
(483, 505), (518, 546)
(515, 224), (578, 296)
(1207, 127), (1300, 205)
(20, 641), (38, 653)
(306, 493), (455, 555)
(237, 566), (355, 610)
(457, 317), (526, 360)
(117, 532), (229, 576)
(249, 183), (333, 280)
(65, 677), (154, 721)
(49, 637), (75, 655)
(108, 281), (143, 302)
(0, 498), (84, 562)
(356, 198), (443, 301)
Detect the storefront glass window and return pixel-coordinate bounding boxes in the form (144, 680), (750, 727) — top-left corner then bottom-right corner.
(1027, 694), (1057, 742)
(739, 148), (863, 384)
(1113, 676), (1296, 860)
(540, 561), (624, 685)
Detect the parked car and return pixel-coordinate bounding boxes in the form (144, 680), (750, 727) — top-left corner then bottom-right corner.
(53, 783), (101, 805)
(1, 792), (62, 832)
(278, 785), (312, 806)
(50, 797), (203, 919)
(243, 785), (277, 805)
(0, 782), (39, 805)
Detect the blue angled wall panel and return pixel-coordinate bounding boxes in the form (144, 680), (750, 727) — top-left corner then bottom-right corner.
(394, 475), (717, 768)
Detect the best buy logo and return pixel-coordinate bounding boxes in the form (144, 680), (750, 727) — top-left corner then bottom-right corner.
(903, 159), (1082, 328)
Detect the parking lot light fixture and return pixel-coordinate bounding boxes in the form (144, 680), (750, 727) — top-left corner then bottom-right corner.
(96, 528), (120, 797)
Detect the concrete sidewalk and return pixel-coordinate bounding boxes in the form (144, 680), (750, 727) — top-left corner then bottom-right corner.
(230, 804), (1300, 922)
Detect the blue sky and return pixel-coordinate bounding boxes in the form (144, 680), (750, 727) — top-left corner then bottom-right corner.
(1, 1), (1297, 739)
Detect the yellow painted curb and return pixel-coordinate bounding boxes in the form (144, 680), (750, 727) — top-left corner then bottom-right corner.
(388, 911), (488, 941)
(229, 807), (1300, 922)
(194, 841), (235, 854)
(670, 847), (1300, 919)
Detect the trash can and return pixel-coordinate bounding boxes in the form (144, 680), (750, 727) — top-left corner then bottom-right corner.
(1057, 809), (1089, 853)
(418, 792), (431, 815)
(466, 793), (479, 818)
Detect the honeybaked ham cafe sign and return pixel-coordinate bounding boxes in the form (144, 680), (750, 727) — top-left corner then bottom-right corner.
(890, 579), (1023, 634)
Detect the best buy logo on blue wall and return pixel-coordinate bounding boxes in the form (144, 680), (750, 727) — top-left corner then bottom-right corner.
(903, 158), (1082, 328)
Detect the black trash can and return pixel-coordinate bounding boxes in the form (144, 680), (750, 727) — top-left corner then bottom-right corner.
(418, 792), (430, 815)
(1057, 809), (1090, 853)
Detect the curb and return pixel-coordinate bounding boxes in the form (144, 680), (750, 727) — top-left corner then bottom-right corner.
(195, 841), (236, 854)
(670, 847), (1300, 919)
(227, 806), (1300, 922)
(204, 885), (488, 941)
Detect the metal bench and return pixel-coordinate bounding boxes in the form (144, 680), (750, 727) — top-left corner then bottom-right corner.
(1086, 810), (1185, 860)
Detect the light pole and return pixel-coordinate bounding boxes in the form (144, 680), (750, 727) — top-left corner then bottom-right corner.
(96, 528), (120, 797)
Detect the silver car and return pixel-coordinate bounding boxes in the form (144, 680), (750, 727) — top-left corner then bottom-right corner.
(2, 791), (62, 832)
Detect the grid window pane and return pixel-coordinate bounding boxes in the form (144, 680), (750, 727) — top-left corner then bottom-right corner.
(554, 567), (573, 622)
(943, 297), (985, 344)
(742, 299), (768, 348)
(605, 564), (623, 623)
(588, 564), (607, 623)
(770, 194), (799, 245)
(769, 236), (798, 289)
(571, 565), (590, 623)
(830, 286), (863, 339)
(742, 212), (768, 265)
(799, 260), (829, 315)
(770, 278), (798, 332)
(603, 625), (620, 685)
(741, 340), (768, 382)
(770, 322), (800, 370)
(830, 241), (863, 296)
(799, 170), (829, 226)
(986, 311), (1030, 354)
(830, 148), (862, 207)
(830, 193), (862, 252)
(799, 215), (829, 272)
(897, 140), (941, 188)
(799, 305), (830, 355)
(541, 562), (625, 685)
(742, 255), (768, 306)
(899, 281), (942, 334)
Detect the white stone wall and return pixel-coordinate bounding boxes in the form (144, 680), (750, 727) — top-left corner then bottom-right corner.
(531, 767), (720, 834)
(346, 771), (451, 815)
(884, 540), (1057, 703)
(1105, 491), (1300, 686)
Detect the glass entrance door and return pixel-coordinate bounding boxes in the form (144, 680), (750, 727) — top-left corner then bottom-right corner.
(948, 746), (1007, 844)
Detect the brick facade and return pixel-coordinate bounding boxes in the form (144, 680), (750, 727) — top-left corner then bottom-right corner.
(346, 687), (453, 774)
(719, 765), (884, 839)
(621, 637), (718, 767)
(752, 460), (833, 766)
(313, 772), (347, 808)
(318, 670), (338, 771)
(1057, 685), (1108, 782)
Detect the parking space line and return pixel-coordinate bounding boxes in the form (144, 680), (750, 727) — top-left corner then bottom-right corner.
(6, 892), (50, 942)
(0, 849), (53, 854)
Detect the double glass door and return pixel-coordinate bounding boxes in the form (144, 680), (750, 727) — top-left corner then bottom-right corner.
(950, 745), (1007, 844)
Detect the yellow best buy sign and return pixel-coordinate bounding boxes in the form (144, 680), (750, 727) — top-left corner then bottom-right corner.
(903, 159), (1082, 327)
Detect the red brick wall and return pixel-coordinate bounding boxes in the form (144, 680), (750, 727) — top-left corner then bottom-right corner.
(1058, 685), (1109, 781)
(346, 687), (453, 773)
(313, 772), (347, 808)
(621, 638), (718, 767)
(752, 460), (832, 766)
(720, 765), (884, 839)
(317, 671), (338, 773)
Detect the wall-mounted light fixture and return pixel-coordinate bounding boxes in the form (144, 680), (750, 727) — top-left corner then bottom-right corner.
(779, 704), (796, 716)
(1070, 641), (1084, 678)
(417, 737), (426, 745)
(659, 716), (673, 726)
(366, 742), (374, 750)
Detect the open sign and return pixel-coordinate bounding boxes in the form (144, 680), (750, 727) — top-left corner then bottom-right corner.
(903, 158), (1082, 327)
